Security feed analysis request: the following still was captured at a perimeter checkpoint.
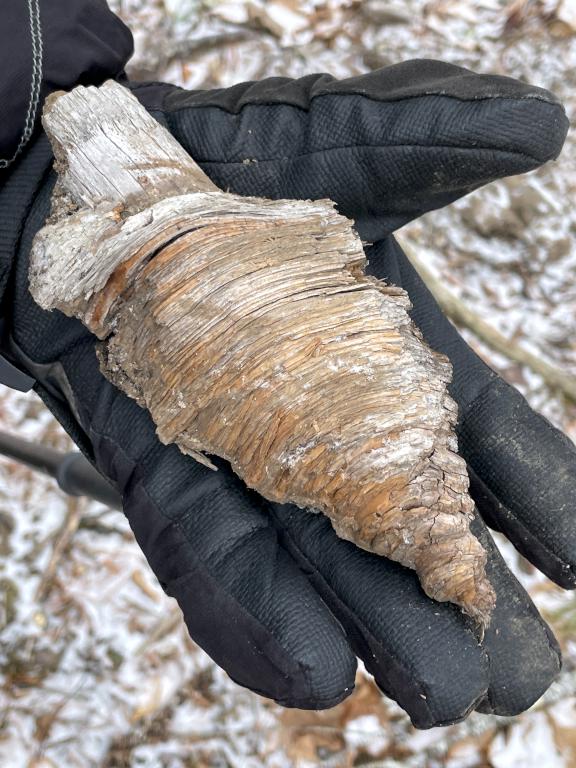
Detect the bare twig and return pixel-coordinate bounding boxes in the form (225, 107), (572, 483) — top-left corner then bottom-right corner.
(134, 606), (183, 656)
(35, 498), (83, 602)
(126, 30), (255, 80)
(398, 236), (576, 404)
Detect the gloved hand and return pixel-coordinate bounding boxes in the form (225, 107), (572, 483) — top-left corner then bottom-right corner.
(1, 58), (573, 729)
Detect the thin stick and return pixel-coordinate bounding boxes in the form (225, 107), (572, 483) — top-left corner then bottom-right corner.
(35, 497), (82, 602)
(134, 607), (183, 656)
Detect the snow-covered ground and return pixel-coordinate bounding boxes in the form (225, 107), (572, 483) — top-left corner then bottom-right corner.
(1, 1), (575, 766)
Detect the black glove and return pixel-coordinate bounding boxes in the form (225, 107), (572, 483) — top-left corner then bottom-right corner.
(0, 0), (132, 175)
(1, 58), (573, 729)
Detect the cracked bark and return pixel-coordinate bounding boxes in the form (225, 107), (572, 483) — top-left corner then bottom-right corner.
(28, 81), (495, 627)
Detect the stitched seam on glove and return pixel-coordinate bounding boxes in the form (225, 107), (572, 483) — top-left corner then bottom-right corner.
(177, 145), (548, 169)
(164, 87), (562, 113)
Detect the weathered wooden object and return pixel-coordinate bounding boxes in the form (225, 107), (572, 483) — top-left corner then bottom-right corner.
(29, 81), (495, 626)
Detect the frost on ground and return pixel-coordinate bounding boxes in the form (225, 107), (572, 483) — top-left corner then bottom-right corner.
(1, 1), (576, 766)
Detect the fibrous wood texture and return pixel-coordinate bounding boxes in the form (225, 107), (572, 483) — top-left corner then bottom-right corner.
(29, 81), (495, 627)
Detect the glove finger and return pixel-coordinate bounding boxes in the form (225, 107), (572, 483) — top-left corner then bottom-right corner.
(366, 236), (576, 588)
(132, 60), (568, 242)
(270, 502), (490, 729)
(470, 516), (561, 716)
(270, 501), (560, 727)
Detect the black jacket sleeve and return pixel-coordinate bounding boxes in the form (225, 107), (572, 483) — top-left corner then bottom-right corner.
(0, 0), (133, 300)
(0, 0), (133, 169)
